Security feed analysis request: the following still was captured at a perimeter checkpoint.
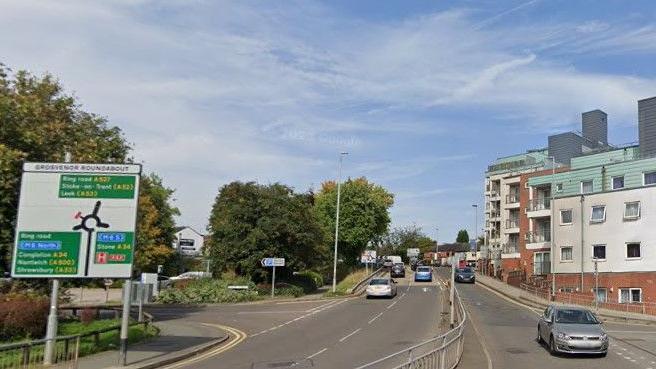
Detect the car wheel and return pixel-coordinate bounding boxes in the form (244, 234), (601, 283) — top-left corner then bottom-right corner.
(549, 336), (557, 356)
(600, 351), (607, 358)
(536, 326), (543, 343)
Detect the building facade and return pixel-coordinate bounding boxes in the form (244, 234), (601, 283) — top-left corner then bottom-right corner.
(174, 226), (205, 256)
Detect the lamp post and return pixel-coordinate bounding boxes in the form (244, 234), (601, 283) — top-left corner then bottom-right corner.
(472, 204), (478, 252)
(332, 152), (348, 293)
(548, 156), (556, 298)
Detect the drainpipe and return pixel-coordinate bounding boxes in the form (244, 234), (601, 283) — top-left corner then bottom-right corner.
(580, 195), (585, 292)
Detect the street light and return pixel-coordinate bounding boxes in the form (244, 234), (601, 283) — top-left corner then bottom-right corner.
(332, 152), (348, 293)
(548, 156), (556, 298)
(435, 227), (439, 264)
(472, 204), (478, 252)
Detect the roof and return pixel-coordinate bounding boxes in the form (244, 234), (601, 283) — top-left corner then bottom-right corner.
(174, 226), (205, 236)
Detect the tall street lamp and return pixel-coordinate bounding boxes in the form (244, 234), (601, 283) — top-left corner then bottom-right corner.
(332, 152), (349, 293)
(472, 204), (478, 252)
(548, 156), (557, 298)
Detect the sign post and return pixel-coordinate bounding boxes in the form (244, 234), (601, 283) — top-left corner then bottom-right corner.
(261, 258), (285, 298)
(10, 162), (140, 366)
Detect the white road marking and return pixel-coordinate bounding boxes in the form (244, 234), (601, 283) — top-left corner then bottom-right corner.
(368, 312), (384, 324)
(339, 328), (361, 342)
(307, 348), (328, 359)
(401, 292), (407, 298)
(237, 310), (307, 314)
(386, 300), (398, 309)
(607, 330), (656, 334)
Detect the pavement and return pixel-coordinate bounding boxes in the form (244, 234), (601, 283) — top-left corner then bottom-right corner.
(443, 269), (656, 369)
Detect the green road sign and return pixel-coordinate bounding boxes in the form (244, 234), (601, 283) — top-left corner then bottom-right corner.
(11, 162), (141, 278)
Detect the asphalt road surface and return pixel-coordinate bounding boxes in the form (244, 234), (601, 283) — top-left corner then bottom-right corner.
(454, 274), (656, 369)
(150, 268), (447, 369)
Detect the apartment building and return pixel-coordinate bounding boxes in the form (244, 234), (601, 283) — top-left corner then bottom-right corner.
(525, 96), (656, 303)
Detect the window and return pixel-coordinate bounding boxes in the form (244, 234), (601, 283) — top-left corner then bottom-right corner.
(560, 287), (575, 293)
(560, 247), (573, 261)
(594, 288), (607, 303)
(592, 245), (606, 260)
(556, 183), (563, 192)
(627, 242), (641, 259)
(581, 180), (593, 194)
(612, 176), (625, 190)
(624, 202), (641, 219)
(619, 288), (642, 303)
(560, 209), (573, 224)
(645, 171), (656, 186)
(590, 205), (606, 223)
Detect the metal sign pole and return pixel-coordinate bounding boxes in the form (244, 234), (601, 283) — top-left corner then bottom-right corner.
(119, 280), (132, 366)
(271, 265), (276, 298)
(43, 279), (59, 365)
(450, 261), (456, 328)
(594, 259), (599, 311)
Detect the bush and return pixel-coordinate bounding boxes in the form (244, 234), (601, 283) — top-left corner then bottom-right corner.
(158, 278), (260, 304)
(80, 308), (97, 325)
(0, 293), (49, 340)
(285, 270), (323, 294)
(258, 283), (304, 297)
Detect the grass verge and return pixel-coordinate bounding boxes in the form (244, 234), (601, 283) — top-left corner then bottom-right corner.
(324, 269), (369, 297)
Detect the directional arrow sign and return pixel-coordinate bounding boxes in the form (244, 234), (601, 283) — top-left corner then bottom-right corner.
(261, 258), (285, 267)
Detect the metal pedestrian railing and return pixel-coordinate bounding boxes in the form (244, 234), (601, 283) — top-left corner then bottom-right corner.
(355, 287), (466, 369)
(0, 335), (80, 369)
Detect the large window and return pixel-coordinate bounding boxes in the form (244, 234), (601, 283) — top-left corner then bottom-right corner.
(581, 180), (593, 194)
(624, 202), (641, 220)
(619, 288), (642, 303)
(612, 176), (625, 190)
(594, 288), (607, 303)
(592, 244), (606, 260)
(645, 171), (656, 186)
(590, 205), (606, 223)
(627, 242), (641, 259)
(560, 247), (573, 261)
(560, 209), (572, 225)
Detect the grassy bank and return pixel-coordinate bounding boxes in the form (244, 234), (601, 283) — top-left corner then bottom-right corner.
(325, 269), (369, 296)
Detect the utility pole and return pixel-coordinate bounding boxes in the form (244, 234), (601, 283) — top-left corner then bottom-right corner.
(472, 204), (478, 252)
(549, 156), (556, 299)
(594, 258), (599, 311)
(332, 152), (348, 293)
(435, 227), (439, 265)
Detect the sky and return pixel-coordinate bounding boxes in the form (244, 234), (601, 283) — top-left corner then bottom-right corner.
(1, 0), (655, 242)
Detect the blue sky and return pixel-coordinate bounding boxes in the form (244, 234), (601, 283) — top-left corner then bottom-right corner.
(2, 0), (655, 242)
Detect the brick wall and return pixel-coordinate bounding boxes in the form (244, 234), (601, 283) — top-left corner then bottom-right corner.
(553, 272), (656, 303)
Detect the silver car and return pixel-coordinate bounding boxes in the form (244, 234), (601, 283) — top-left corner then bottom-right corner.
(365, 278), (397, 298)
(537, 305), (608, 356)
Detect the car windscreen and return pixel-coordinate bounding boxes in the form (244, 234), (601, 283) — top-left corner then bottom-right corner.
(456, 268), (473, 273)
(369, 279), (389, 285)
(555, 309), (599, 324)
(417, 267), (431, 272)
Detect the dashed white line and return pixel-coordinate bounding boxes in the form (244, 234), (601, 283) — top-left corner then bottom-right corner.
(368, 312), (384, 324)
(339, 328), (361, 342)
(307, 348), (328, 359)
(386, 300), (398, 309)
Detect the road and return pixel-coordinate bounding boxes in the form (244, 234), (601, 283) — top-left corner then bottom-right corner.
(454, 274), (656, 369)
(149, 268), (447, 369)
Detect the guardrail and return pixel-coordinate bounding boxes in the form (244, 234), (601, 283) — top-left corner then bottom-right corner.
(355, 286), (466, 369)
(350, 268), (385, 295)
(0, 307), (153, 369)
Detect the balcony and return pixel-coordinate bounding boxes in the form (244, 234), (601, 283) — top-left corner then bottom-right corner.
(488, 209), (501, 219)
(489, 190), (500, 200)
(505, 219), (520, 233)
(526, 230), (551, 249)
(502, 243), (519, 258)
(527, 198), (551, 218)
(533, 261), (551, 276)
(505, 194), (520, 209)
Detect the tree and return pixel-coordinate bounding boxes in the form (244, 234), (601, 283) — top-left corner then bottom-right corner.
(378, 225), (435, 260)
(0, 66), (130, 273)
(314, 177), (394, 266)
(456, 230), (470, 244)
(134, 174), (180, 275)
(207, 182), (328, 282)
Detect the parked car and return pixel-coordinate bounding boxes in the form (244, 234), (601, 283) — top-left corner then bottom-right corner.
(537, 305), (608, 356)
(365, 278), (397, 298)
(414, 266), (432, 282)
(390, 263), (405, 278)
(454, 267), (475, 283)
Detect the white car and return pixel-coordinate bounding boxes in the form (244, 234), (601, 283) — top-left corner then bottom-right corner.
(366, 278), (397, 298)
(169, 271), (212, 281)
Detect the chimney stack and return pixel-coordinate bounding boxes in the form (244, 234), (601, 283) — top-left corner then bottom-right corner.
(582, 110), (608, 147)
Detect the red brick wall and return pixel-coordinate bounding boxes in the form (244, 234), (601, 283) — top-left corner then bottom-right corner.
(553, 272), (656, 303)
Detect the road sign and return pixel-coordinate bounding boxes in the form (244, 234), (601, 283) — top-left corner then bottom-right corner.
(261, 257), (285, 267)
(469, 240), (477, 252)
(407, 248), (420, 257)
(360, 250), (377, 263)
(11, 162), (141, 278)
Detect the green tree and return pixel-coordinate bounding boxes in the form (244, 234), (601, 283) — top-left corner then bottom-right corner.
(0, 66), (130, 273)
(314, 177), (394, 266)
(456, 229), (470, 244)
(134, 174), (180, 275)
(378, 225), (435, 260)
(207, 182), (328, 282)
